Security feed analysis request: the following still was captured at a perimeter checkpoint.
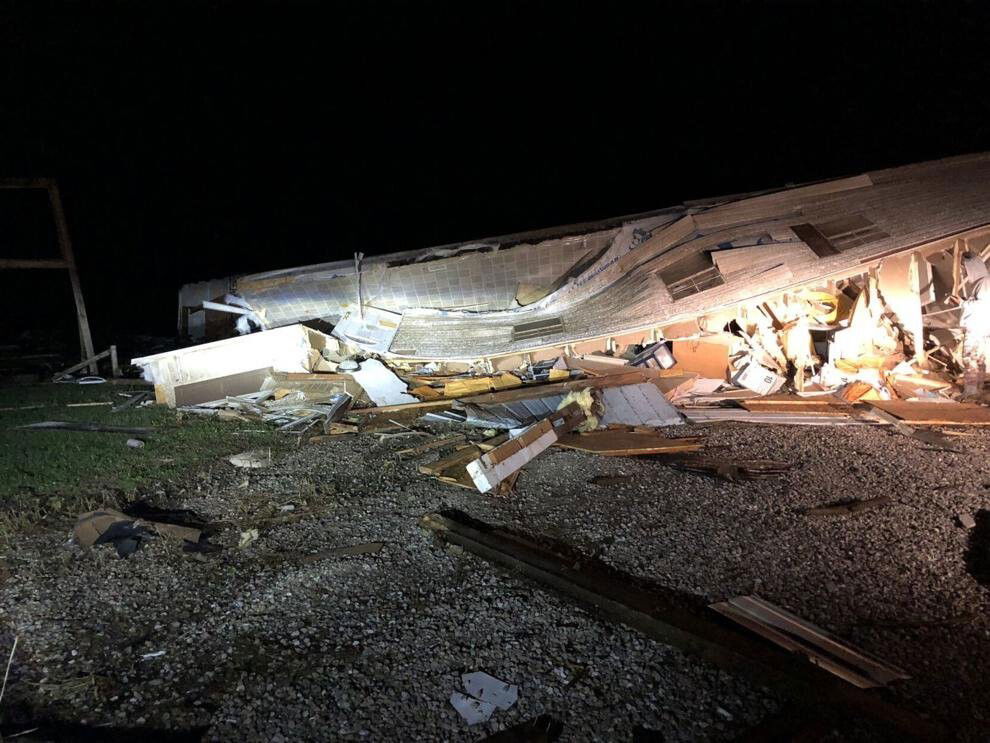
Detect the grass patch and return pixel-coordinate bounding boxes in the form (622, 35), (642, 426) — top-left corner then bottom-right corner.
(0, 382), (285, 537)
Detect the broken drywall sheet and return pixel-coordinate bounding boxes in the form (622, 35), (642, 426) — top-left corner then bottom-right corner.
(344, 359), (417, 406)
(132, 324), (336, 408)
(331, 306), (402, 354)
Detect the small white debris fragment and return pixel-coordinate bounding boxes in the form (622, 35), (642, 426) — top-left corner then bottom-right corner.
(449, 691), (495, 725)
(278, 504), (296, 512)
(238, 529), (260, 549)
(958, 512), (976, 529)
(141, 650), (165, 660)
(228, 449), (272, 468)
(126, 438), (145, 448)
(462, 671), (518, 711)
(716, 706), (734, 721)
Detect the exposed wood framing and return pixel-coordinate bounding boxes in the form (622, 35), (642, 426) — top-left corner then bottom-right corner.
(0, 178), (97, 373)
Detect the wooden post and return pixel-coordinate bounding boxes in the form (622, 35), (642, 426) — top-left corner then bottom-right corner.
(46, 181), (97, 374)
(110, 345), (120, 377)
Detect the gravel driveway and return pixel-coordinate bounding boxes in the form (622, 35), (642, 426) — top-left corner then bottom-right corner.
(1, 422), (988, 741)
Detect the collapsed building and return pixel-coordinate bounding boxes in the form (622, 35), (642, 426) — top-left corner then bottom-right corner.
(157, 152), (990, 400)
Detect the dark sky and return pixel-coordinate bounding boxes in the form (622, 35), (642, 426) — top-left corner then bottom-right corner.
(1, 1), (989, 346)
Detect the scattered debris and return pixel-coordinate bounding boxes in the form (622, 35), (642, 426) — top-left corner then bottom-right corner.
(658, 455), (792, 482)
(74, 508), (205, 558)
(478, 714), (563, 743)
(449, 691), (495, 726)
(16, 421), (155, 435)
(238, 529), (260, 549)
(462, 671), (519, 711)
(804, 496), (891, 517)
(112, 390), (153, 412)
(228, 449), (272, 468)
(298, 541), (383, 564)
(958, 512), (976, 529)
(450, 671), (518, 725)
(126, 438), (145, 448)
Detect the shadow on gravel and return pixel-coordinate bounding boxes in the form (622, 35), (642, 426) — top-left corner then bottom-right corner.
(965, 509), (990, 587)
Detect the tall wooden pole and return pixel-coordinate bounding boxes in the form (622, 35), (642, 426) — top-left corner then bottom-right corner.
(47, 181), (97, 374)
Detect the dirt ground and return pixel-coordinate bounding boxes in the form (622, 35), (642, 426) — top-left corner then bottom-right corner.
(1, 419), (988, 741)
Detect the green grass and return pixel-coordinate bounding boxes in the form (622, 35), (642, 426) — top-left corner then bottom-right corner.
(0, 382), (285, 536)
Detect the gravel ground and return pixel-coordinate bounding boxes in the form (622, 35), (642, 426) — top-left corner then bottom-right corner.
(1, 421), (989, 741)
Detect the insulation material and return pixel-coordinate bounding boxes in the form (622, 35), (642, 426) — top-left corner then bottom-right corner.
(556, 387), (598, 431)
(132, 324), (336, 408)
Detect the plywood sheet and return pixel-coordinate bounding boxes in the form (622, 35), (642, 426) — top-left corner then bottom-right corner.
(670, 337), (732, 380)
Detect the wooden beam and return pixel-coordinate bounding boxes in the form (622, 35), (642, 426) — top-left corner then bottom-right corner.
(47, 181), (97, 373)
(0, 258), (68, 269)
(52, 348), (111, 380)
(420, 511), (945, 740)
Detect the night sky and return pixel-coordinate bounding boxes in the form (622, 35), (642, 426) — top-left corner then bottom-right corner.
(2, 1), (989, 349)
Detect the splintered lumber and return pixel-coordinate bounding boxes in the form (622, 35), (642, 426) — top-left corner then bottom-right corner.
(866, 401), (990, 426)
(657, 455), (792, 482)
(419, 434), (509, 489)
(554, 430), (702, 456)
(710, 595), (910, 689)
(419, 510), (943, 740)
(466, 403), (585, 493)
(396, 434), (466, 458)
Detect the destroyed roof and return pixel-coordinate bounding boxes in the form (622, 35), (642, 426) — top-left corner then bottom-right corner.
(232, 152), (990, 360)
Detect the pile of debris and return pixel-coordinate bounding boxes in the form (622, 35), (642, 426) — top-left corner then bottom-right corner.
(128, 249), (989, 493)
(132, 155), (990, 490)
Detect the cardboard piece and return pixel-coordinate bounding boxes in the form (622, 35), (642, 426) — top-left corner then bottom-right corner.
(670, 337), (732, 380)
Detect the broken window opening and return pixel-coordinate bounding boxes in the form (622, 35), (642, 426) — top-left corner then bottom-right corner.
(659, 252), (726, 301)
(792, 215), (889, 257)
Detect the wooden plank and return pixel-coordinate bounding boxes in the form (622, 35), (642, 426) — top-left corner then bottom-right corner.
(867, 400), (990, 426)
(350, 398), (453, 416)
(52, 348), (111, 380)
(554, 430), (702, 455)
(742, 395), (853, 415)
(395, 434), (465, 458)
